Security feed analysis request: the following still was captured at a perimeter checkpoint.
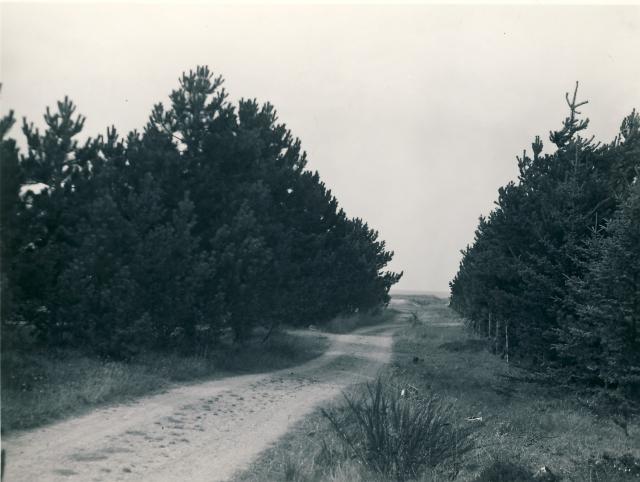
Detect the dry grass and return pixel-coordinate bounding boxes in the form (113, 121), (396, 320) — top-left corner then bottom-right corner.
(234, 296), (640, 481)
(1, 331), (329, 433)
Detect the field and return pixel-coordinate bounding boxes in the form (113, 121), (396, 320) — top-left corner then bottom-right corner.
(235, 296), (640, 481)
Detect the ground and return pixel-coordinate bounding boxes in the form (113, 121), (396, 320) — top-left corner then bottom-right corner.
(235, 296), (640, 482)
(2, 322), (402, 481)
(4, 297), (638, 481)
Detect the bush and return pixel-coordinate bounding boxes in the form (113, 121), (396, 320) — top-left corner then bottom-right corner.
(578, 453), (640, 482)
(473, 459), (536, 482)
(321, 377), (474, 481)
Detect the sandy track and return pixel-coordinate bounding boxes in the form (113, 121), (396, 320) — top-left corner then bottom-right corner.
(2, 321), (403, 482)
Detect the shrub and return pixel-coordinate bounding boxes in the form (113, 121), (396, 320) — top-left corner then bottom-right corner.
(473, 459), (535, 482)
(321, 377), (474, 481)
(579, 453), (640, 482)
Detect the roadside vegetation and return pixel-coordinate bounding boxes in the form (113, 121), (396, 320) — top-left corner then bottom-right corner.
(1, 330), (329, 433)
(235, 296), (639, 482)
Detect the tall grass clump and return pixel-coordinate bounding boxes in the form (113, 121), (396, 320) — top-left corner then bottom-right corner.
(321, 377), (474, 481)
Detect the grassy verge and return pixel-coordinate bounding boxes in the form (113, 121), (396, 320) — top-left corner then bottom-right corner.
(1, 330), (329, 433)
(235, 296), (640, 481)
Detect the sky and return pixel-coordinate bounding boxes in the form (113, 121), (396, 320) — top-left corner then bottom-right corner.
(1, 3), (639, 292)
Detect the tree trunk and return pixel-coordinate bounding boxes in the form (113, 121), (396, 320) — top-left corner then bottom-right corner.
(505, 320), (510, 364)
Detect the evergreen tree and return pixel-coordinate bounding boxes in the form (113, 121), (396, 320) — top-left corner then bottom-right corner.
(451, 85), (640, 385)
(0, 110), (23, 328)
(560, 182), (640, 394)
(16, 98), (103, 342)
(3, 66), (401, 356)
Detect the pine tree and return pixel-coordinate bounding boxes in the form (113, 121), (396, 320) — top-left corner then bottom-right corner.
(559, 112), (640, 395)
(17, 98), (103, 342)
(0, 110), (23, 329)
(450, 85), (640, 380)
(4, 66), (402, 355)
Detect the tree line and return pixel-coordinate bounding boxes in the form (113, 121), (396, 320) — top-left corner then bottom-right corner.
(0, 66), (401, 357)
(450, 83), (639, 398)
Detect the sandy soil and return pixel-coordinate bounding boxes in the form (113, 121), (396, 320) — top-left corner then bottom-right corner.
(2, 321), (402, 482)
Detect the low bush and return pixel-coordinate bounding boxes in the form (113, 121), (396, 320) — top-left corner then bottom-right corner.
(576, 452), (640, 482)
(473, 459), (536, 482)
(439, 339), (488, 353)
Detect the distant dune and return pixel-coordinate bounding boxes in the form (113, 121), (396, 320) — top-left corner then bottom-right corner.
(389, 289), (449, 299)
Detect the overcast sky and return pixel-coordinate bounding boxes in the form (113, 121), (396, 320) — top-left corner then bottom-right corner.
(1, 3), (639, 292)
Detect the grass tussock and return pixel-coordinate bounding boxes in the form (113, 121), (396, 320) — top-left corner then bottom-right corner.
(1, 331), (329, 433)
(321, 377), (474, 481)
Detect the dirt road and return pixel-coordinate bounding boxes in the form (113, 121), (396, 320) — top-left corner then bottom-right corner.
(2, 320), (403, 482)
